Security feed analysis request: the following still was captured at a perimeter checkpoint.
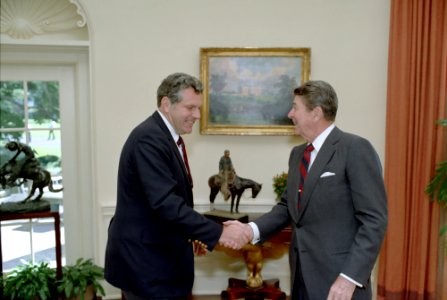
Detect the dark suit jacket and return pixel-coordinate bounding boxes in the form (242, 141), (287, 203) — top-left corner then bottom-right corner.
(254, 127), (387, 300)
(104, 111), (222, 298)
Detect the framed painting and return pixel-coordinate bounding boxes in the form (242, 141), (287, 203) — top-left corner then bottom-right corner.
(200, 47), (311, 135)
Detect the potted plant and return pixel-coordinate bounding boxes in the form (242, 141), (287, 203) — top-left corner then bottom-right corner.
(3, 261), (57, 300)
(57, 258), (105, 300)
(272, 172), (288, 201)
(425, 119), (447, 253)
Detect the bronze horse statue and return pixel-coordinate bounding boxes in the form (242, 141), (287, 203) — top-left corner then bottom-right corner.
(208, 173), (262, 213)
(0, 141), (63, 202)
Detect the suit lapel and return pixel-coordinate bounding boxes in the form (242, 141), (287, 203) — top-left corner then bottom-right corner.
(152, 112), (192, 190)
(298, 127), (342, 220)
(288, 146), (304, 222)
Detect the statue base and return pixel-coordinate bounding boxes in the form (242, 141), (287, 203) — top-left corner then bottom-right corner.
(203, 209), (249, 224)
(0, 200), (51, 215)
(221, 277), (286, 300)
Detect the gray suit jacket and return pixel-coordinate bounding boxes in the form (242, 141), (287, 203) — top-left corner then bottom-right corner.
(254, 127), (387, 299)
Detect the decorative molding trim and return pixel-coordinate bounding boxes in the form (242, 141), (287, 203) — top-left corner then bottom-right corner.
(68, 0), (87, 27)
(0, 0), (87, 39)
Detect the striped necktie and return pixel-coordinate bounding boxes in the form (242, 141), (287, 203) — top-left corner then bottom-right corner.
(298, 143), (314, 208)
(177, 136), (193, 187)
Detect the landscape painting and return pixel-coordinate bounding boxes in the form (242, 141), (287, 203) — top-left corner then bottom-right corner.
(200, 48), (311, 135)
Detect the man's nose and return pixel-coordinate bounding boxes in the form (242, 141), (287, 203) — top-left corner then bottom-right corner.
(193, 108), (201, 119)
(287, 109), (293, 119)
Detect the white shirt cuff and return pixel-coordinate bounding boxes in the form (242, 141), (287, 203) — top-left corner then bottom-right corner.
(248, 222), (260, 244)
(340, 273), (362, 287)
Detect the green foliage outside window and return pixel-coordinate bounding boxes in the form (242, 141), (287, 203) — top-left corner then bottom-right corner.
(0, 80), (62, 172)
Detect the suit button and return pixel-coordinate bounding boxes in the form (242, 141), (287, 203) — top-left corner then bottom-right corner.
(296, 224), (302, 228)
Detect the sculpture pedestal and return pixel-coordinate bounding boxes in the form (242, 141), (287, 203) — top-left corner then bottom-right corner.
(0, 209), (62, 279)
(203, 213), (291, 300)
(221, 277), (286, 300)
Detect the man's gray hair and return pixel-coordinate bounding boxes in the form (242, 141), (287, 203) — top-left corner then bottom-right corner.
(157, 73), (203, 107)
(294, 80), (338, 121)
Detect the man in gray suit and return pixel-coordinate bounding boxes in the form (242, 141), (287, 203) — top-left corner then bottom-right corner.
(227, 80), (388, 299)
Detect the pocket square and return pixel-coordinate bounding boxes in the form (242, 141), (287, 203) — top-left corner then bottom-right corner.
(320, 172), (336, 178)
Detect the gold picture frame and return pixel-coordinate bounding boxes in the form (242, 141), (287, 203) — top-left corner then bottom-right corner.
(200, 47), (311, 135)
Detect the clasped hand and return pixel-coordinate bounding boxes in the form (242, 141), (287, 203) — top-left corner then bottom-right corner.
(219, 220), (254, 250)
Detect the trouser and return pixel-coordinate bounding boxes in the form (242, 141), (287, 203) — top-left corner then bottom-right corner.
(294, 253), (309, 300)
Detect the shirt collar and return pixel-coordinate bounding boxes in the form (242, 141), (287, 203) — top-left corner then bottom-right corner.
(157, 110), (179, 143)
(311, 123), (335, 153)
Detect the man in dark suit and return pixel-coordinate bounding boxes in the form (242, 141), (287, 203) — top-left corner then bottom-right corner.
(104, 73), (249, 300)
(227, 80), (388, 299)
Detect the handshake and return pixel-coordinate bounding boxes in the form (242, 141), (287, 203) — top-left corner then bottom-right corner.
(218, 220), (254, 250)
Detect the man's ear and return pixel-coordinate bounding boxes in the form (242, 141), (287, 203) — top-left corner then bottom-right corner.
(313, 106), (323, 121)
(159, 96), (171, 113)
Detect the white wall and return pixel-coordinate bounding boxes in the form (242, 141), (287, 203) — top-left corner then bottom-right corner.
(80, 0), (390, 297)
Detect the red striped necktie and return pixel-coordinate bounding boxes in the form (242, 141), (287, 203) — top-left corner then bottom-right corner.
(298, 143), (314, 208)
(177, 136), (193, 187)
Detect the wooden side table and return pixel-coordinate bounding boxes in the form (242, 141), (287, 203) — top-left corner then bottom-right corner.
(218, 226), (291, 300)
(0, 210), (63, 280)
(204, 212), (292, 300)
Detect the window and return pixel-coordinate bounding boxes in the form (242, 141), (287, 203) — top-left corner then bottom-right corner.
(1, 80), (65, 271)
(1, 80), (62, 172)
(0, 45), (93, 271)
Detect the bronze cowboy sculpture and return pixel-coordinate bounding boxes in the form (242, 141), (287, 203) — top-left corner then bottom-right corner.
(0, 141), (63, 202)
(209, 150), (262, 213)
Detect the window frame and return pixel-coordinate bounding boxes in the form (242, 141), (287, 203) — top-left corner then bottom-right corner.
(0, 44), (94, 263)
